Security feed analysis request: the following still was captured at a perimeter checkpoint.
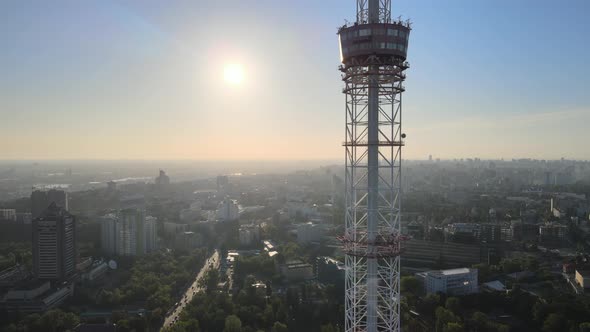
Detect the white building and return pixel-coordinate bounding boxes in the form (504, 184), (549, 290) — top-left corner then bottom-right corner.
(217, 198), (239, 222)
(419, 268), (478, 295)
(100, 210), (157, 256)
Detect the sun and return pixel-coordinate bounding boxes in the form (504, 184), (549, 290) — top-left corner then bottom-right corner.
(223, 64), (244, 85)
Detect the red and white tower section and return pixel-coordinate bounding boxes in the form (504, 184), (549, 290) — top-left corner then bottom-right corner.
(338, 0), (410, 331)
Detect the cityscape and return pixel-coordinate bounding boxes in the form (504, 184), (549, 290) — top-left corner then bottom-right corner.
(1, 1), (590, 332)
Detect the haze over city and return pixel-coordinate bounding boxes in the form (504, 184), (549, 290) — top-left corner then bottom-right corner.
(2, 0), (589, 160)
(2, 1), (590, 332)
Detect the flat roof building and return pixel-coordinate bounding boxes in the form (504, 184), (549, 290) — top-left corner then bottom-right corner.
(32, 203), (76, 281)
(418, 268), (478, 296)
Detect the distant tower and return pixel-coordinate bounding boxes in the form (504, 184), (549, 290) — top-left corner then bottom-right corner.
(155, 169), (170, 187)
(32, 203), (77, 281)
(338, 1), (411, 331)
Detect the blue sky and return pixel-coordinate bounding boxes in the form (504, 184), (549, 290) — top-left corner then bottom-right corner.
(1, 0), (589, 160)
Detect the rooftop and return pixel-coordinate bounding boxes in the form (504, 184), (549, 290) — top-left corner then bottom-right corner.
(441, 268), (471, 276)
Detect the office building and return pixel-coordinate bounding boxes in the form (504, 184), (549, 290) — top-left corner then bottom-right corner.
(31, 189), (68, 219)
(418, 268), (478, 296)
(32, 203), (76, 281)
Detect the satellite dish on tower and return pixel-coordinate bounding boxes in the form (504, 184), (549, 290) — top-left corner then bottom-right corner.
(108, 260), (118, 270)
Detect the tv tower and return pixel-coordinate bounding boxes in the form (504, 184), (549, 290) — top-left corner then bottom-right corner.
(338, 0), (410, 331)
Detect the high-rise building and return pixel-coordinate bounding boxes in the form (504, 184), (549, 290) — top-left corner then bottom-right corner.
(32, 203), (76, 281)
(100, 210), (157, 256)
(144, 216), (157, 253)
(31, 189), (68, 219)
(100, 214), (118, 255)
(216, 175), (229, 192)
(216, 198), (239, 222)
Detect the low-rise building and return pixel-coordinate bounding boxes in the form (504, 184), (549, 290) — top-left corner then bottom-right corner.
(263, 240), (278, 257)
(82, 261), (108, 282)
(281, 260), (314, 281)
(417, 268), (478, 295)
(0, 265), (29, 287)
(0, 280), (74, 313)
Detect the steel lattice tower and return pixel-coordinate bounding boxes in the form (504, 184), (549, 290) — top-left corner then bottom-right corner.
(338, 0), (410, 331)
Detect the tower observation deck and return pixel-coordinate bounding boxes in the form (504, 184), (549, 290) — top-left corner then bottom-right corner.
(338, 1), (410, 331)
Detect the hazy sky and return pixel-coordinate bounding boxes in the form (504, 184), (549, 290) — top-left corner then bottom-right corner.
(1, 0), (589, 160)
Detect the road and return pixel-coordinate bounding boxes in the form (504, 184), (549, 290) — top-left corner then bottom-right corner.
(161, 250), (220, 330)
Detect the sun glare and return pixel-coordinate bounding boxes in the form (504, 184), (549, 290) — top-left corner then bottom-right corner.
(223, 64), (244, 85)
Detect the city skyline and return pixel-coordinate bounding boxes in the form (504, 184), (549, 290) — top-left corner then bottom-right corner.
(2, 0), (590, 160)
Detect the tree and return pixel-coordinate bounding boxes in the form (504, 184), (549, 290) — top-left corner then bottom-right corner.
(470, 311), (489, 331)
(320, 323), (338, 332)
(542, 313), (566, 332)
(579, 322), (590, 332)
(435, 307), (459, 332)
(178, 319), (201, 332)
(224, 315), (242, 332)
(401, 276), (422, 295)
(500, 258), (522, 274)
(445, 297), (461, 315)
(200, 269), (220, 294)
(272, 321), (288, 332)
(443, 322), (464, 332)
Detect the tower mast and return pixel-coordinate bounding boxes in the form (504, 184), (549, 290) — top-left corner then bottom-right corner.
(338, 1), (410, 331)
